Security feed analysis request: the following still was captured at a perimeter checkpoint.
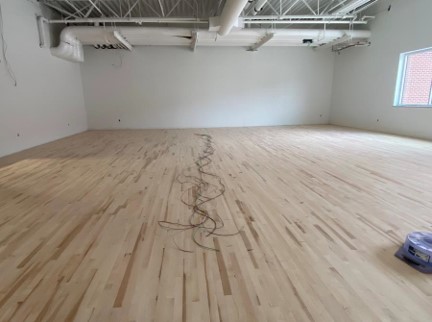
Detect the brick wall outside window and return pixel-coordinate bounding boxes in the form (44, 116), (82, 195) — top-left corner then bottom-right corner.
(401, 50), (432, 105)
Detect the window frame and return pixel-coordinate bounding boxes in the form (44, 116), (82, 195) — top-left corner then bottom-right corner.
(394, 47), (432, 108)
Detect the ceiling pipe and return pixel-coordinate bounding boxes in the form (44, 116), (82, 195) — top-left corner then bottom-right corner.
(251, 0), (268, 15)
(245, 20), (367, 24)
(44, 15), (364, 25)
(243, 14), (356, 19)
(46, 17), (208, 24)
(218, 0), (249, 36)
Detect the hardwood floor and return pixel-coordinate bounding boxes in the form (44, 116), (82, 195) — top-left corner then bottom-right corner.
(1, 125), (432, 322)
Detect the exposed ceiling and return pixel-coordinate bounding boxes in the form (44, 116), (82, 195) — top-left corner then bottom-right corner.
(38, 1), (384, 63)
(40, 0), (382, 23)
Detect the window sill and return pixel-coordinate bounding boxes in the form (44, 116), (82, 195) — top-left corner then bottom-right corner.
(394, 105), (432, 108)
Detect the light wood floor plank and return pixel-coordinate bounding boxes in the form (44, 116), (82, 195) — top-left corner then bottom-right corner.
(1, 125), (432, 321)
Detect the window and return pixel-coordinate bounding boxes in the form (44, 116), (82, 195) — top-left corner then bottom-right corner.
(394, 47), (432, 107)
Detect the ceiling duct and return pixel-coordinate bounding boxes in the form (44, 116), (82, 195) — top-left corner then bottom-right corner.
(218, 0), (249, 36)
(50, 26), (371, 63)
(51, 28), (84, 63)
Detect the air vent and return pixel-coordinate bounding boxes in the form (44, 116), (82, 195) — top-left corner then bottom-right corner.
(93, 44), (123, 49)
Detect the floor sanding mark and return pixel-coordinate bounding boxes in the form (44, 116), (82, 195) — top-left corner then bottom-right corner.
(158, 248), (166, 279)
(113, 223), (146, 307)
(325, 171), (364, 193)
(311, 212), (356, 250)
(235, 200), (259, 243)
(108, 201), (128, 216)
(285, 274), (315, 322)
(331, 219), (356, 240)
(17, 240), (45, 269)
(313, 225), (334, 242)
(356, 214), (399, 245)
(213, 238), (232, 296)
(285, 226), (302, 247)
(65, 269), (97, 322)
(51, 220), (89, 260)
(33, 277), (65, 322)
(295, 222), (306, 234)
(203, 252), (212, 318)
(240, 230), (253, 251)
(0, 263), (42, 309)
(182, 271), (187, 322)
(242, 161), (267, 183)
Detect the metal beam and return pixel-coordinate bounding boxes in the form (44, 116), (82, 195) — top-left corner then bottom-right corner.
(243, 14), (356, 20)
(88, 0), (103, 16)
(142, 0), (162, 17)
(244, 20), (367, 24)
(100, 1), (120, 18)
(248, 33), (274, 51)
(46, 17), (209, 24)
(282, 0), (300, 15)
(64, 0), (85, 17)
(85, 2), (96, 18)
(300, 0), (317, 15)
(265, 2), (280, 15)
(166, 0), (182, 17)
(43, 2), (79, 18)
(157, 0), (165, 17)
(124, 0), (140, 17)
(44, 15), (367, 26)
(64, 3), (92, 20)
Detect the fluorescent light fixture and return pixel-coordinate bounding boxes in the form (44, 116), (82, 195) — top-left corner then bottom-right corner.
(318, 33), (352, 49)
(248, 33), (274, 51)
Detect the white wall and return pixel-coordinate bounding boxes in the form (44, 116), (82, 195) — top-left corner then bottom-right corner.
(81, 46), (334, 129)
(330, 0), (432, 140)
(0, 0), (87, 158)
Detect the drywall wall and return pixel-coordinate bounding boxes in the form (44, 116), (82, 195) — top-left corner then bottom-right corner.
(330, 0), (432, 140)
(0, 0), (87, 158)
(81, 46), (334, 129)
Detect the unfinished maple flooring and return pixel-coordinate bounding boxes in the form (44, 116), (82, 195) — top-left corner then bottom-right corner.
(1, 125), (432, 322)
